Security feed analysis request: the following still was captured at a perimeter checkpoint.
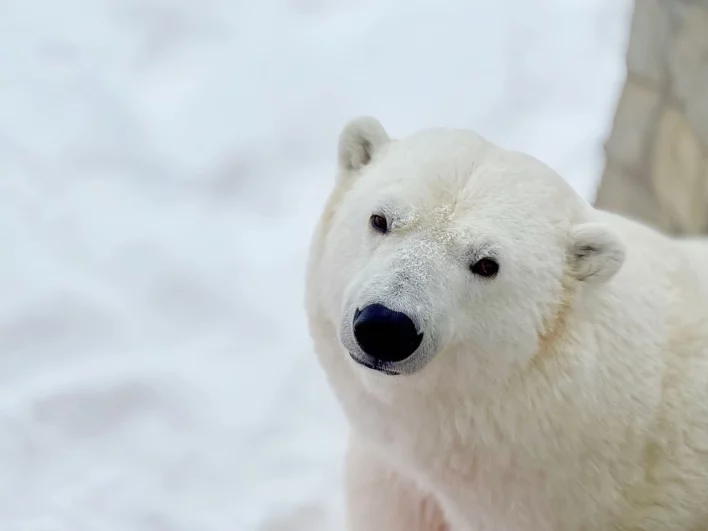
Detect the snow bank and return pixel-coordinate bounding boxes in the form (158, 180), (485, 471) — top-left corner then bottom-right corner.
(0, 0), (631, 529)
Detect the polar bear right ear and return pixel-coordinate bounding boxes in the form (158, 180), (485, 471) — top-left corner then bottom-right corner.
(567, 222), (626, 284)
(337, 116), (390, 176)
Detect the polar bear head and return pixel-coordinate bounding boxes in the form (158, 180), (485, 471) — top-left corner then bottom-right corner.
(308, 117), (626, 385)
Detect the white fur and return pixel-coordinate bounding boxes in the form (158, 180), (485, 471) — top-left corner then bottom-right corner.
(305, 117), (708, 530)
(567, 223), (626, 284)
(337, 116), (390, 176)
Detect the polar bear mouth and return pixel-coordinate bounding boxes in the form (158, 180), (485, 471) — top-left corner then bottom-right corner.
(348, 354), (401, 376)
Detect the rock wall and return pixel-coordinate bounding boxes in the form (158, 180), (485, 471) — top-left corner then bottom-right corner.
(594, 0), (708, 235)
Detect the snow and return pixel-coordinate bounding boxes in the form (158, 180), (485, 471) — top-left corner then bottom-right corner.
(0, 0), (632, 529)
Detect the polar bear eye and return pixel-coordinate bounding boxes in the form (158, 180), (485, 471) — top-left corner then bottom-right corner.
(370, 214), (388, 234)
(470, 257), (499, 278)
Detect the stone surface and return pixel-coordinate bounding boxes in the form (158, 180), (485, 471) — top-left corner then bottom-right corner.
(626, 0), (673, 85)
(594, 163), (665, 230)
(651, 108), (706, 233)
(604, 80), (662, 170)
(677, 0), (708, 6)
(703, 159), (708, 230)
(595, 0), (708, 236)
(668, 4), (708, 145)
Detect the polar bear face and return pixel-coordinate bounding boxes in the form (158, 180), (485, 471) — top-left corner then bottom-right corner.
(312, 117), (626, 383)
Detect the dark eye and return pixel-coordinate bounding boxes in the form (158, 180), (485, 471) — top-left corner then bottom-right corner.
(470, 257), (499, 278)
(370, 214), (388, 233)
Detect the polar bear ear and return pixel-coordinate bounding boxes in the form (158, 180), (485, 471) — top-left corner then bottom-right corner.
(567, 223), (626, 284)
(337, 116), (390, 176)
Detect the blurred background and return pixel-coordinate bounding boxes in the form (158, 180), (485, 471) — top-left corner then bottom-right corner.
(3, 0), (707, 529)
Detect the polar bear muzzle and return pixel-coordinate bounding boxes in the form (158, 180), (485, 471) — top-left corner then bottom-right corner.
(351, 304), (424, 370)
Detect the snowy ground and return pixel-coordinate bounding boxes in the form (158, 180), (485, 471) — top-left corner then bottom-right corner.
(0, 1), (632, 529)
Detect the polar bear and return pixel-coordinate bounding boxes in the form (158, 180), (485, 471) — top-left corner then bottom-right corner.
(304, 117), (708, 531)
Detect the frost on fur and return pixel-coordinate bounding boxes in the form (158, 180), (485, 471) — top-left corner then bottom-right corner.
(337, 116), (390, 176)
(568, 222), (626, 283)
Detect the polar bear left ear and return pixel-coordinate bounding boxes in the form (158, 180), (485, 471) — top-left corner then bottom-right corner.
(337, 116), (390, 176)
(567, 223), (626, 284)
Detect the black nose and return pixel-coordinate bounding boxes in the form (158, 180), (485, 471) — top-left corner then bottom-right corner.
(353, 304), (423, 363)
